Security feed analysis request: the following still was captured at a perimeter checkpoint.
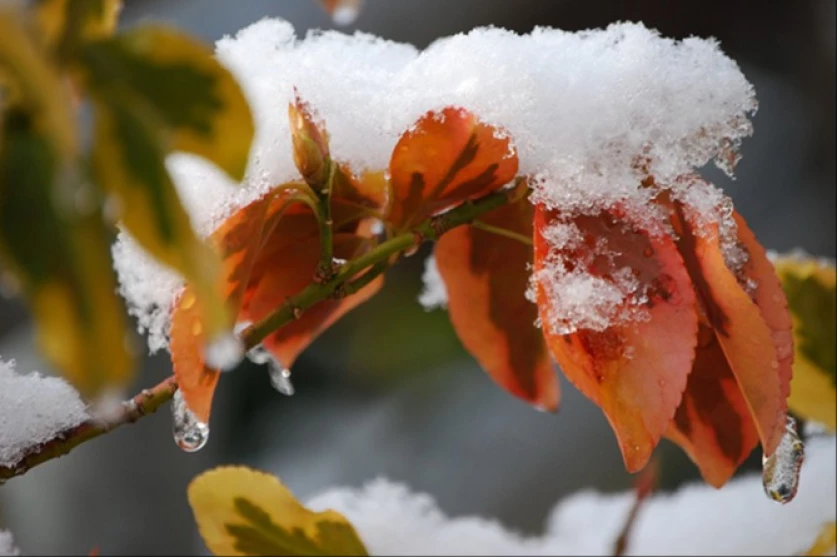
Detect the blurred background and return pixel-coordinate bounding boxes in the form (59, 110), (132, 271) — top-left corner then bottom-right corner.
(1, 0), (834, 554)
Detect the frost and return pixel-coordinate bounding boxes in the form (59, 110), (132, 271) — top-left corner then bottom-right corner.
(530, 219), (650, 335)
(418, 255), (447, 310)
(112, 18), (757, 353)
(0, 358), (89, 468)
(673, 176), (749, 278)
(0, 530), (19, 557)
(307, 436), (836, 556)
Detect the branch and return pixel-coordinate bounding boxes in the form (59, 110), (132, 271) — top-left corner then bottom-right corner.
(0, 376), (177, 482)
(0, 184), (520, 482)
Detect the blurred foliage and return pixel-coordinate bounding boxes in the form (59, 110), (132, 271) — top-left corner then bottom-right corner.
(772, 253), (836, 430)
(803, 522), (837, 556)
(188, 466), (368, 556)
(0, 0), (253, 397)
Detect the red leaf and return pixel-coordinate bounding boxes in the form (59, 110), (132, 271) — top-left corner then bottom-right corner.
(388, 107), (518, 231)
(671, 204), (786, 455)
(435, 198), (558, 410)
(666, 324), (759, 487)
(733, 211), (794, 404)
(243, 228), (382, 369)
(171, 184), (382, 423)
(534, 205), (698, 472)
(171, 194), (273, 423)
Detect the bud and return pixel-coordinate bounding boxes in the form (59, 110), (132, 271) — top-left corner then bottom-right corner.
(289, 91), (330, 187)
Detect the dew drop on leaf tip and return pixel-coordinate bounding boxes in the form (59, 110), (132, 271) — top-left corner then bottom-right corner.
(269, 364), (295, 396)
(762, 416), (804, 504)
(171, 390), (209, 452)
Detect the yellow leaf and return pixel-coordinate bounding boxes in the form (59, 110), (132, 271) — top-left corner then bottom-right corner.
(79, 24), (254, 181)
(0, 7), (76, 157)
(0, 106), (132, 395)
(77, 24), (256, 342)
(90, 100), (229, 342)
(188, 466), (368, 556)
(35, 0), (121, 55)
(803, 522), (836, 556)
(773, 253), (836, 431)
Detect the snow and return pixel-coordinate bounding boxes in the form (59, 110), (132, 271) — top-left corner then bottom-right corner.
(0, 530), (19, 557)
(418, 255), (447, 310)
(307, 436), (837, 556)
(112, 18), (757, 353)
(0, 358), (89, 469)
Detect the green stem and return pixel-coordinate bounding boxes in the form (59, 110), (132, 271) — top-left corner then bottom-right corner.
(314, 160), (336, 282)
(239, 184), (513, 349)
(472, 219), (533, 246)
(0, 184), (519, 482)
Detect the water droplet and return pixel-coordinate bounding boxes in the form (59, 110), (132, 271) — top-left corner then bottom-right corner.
(328, 0), (363, 25)
(171, 390), (209, 452)
(180, 291), (196, 310)
(203, 332), (244, 371)
(762, 416), (804, 504)
(770, 359), (779, 370)
(246, 343), (272, 366)
(269, 365), (295, 396)
(191, 320), (203, 336)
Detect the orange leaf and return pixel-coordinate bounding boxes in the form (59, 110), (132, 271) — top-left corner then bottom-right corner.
(666, 324), (759, 487)
(243, 227), (382, 368)
(733, 211), (794, 403)
(435, 199), (558, 410)
(534, 205), (698, 472)
(388, 107), (518, 231)
(671, 204), (786, 455)
(171, 194), (274, 423)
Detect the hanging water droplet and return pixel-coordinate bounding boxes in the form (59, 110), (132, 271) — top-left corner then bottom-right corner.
(203, 332), (244, 371)
(246, 342), (272, 366)
(269, 364), (295, 396)
(762, 416), (804, 504)
(171, 390), (209, 452)
(327, 0), (363, 25)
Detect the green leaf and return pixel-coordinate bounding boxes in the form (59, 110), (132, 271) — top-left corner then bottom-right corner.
(189, 466), (368, 556)
(0, 107), (132, 395)
(35, 0), (121, 57)
(90, 98), (229, 340)
(79, 24), (254, 180)
(772, 253), (836, 430)
(77, 24), (255, 340)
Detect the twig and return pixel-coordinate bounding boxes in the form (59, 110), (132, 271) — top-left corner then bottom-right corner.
(613, 458), (659, 556)
(0, 376), (178, 482)
(0, 184), (519, 482)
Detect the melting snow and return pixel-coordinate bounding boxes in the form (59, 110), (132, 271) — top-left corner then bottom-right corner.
(0, 358), (89, 469)
(112, 18), (757, 352)
(307, 436), (836, 556)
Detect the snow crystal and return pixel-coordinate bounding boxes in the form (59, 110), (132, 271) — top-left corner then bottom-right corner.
(0, 530), (19, 557)
(418, 255), (447, 310)
(307, 436), (836, 556)
(112, 18), (757, 353)
(0, 358), (89, 468)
